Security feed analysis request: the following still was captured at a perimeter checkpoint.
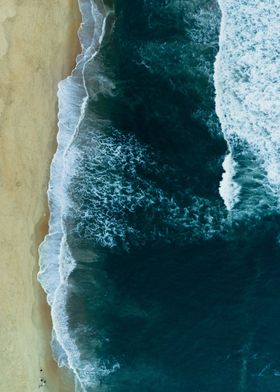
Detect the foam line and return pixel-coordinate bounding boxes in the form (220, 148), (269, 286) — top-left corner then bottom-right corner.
(38, 1), (115, 390)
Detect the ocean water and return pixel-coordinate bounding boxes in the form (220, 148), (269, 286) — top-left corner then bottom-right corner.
(38, 0), (280, 391)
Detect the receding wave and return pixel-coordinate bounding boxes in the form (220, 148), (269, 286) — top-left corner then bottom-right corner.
(38, 1), (117, 390)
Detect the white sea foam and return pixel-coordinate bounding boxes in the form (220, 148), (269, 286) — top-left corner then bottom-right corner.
(38, 1), (116, 390)
(38, 0), (235, 389)
(215, 0), (280, 211)
(219, 153), (240, 210)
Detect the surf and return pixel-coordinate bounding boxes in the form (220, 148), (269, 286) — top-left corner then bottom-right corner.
(38, 1), (116, 390)
(215, 0), (280, 214)
(38, 0), (231, 390)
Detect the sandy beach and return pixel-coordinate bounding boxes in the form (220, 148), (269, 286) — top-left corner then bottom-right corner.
(0, 1), (80, 391)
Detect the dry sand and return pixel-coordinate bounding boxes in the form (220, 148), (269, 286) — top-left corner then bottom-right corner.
(0, 1), (81, 391)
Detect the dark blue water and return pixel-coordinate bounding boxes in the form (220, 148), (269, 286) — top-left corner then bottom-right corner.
(40, 0), (280, 391)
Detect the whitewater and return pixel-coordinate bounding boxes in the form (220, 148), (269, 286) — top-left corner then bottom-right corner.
(38, 1), (116, 390)
(37, 0), (223, 389)
(36, 0), (280, 390)
(215, 0), (280, 213)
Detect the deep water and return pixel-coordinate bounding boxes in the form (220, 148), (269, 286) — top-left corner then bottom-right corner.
(39, 0), (280, 391)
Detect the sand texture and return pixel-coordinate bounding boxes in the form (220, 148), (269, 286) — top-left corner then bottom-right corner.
(0, 1), (80, 391)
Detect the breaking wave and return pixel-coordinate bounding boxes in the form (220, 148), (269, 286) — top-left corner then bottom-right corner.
(215, 0), (280, 214)
(35, 0), (278, 390)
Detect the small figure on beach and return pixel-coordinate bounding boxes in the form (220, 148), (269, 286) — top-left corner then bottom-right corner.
(38, 369), (47, 389)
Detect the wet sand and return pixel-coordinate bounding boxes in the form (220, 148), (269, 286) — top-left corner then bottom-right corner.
(0, 1), (80, 390)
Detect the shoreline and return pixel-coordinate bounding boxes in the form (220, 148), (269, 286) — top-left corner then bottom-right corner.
(0, 1), (81, 391)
